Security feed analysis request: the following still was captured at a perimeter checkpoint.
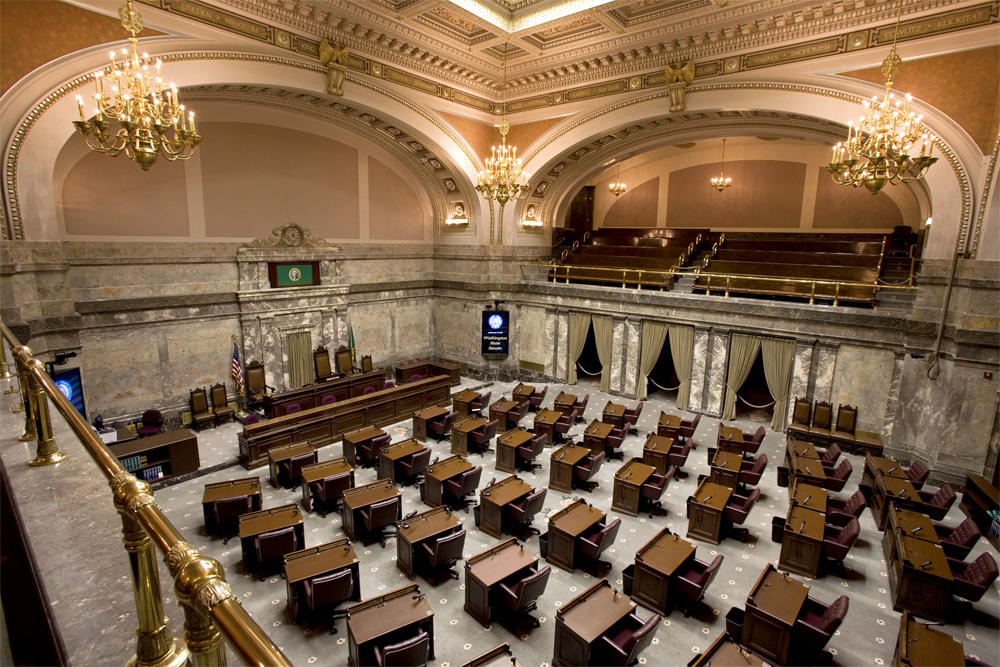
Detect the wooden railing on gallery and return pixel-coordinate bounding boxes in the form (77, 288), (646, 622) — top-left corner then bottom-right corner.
(0, 319), (290, 667)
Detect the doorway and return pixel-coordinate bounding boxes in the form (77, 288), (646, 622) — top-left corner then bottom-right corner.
(285, 331), (313, 389)
(575, 323), (602, 386)
(646, 343), (679, 400)
(734, 350), (774, 422)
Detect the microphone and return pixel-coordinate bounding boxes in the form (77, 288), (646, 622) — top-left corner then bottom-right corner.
(488, 476), (497, 487)
(412, 592), (427, 602)
(802, 495), (811, 504)
(431, 456), (440, 465)
(404, 510), (418, 520)
(887, 466), (898, 473)
(910, 525), (923, 534)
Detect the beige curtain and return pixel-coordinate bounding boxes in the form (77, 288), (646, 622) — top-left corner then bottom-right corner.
(636, 321), (668, 400)
(762, 337), (795, 431)
(592, 315), (613, 392)
(286, 332), (313, 388)
(722, 333), (762, 420)
(567, 313), (591, 384)
(669, 324), (695, 411)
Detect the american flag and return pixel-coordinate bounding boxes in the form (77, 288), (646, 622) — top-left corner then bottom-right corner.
(231, 341), (244, 394)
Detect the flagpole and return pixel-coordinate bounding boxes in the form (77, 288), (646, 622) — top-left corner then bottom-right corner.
(232, 335), (248, 418)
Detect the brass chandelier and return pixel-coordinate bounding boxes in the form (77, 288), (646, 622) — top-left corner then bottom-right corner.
(72, 0), (201, 170)
(710, 138), (732, 192)
(827, 0), (936, 194)
(608, 161), (627, 197)
(476, 45), (530, 207)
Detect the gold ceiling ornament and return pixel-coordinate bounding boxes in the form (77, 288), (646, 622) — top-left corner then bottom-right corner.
(710, 138), (733, 192)
(476, 43), (530, 244)
(608, 160), (627, 197)
(827, 0), (936, 194)
(72, 0), (201, 170)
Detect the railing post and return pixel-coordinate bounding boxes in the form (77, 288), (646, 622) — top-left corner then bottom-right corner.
(168, 542), (234, 666)
(809, 281), (816, 305)
(0, 336), (12, 382)
(26, 360), (66, 466)
(111, 473), (189, 667)
(724, 275), (730, 298)
(834, 283), (841, 307)
(15, 353), (36, 438)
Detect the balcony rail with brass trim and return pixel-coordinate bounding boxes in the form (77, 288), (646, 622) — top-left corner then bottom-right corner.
(0, 320), (290, 667)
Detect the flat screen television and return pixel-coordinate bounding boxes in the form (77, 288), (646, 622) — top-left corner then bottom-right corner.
(52, 367), (86, 419)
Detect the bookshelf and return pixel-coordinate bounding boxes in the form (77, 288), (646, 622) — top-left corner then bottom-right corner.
(108, 429), (199, 482)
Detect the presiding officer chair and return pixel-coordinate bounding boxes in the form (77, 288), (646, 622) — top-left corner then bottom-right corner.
(189, 388), (215, 430)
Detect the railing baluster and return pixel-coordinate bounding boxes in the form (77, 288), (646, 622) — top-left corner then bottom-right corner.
(725, 275), (730, 298)
(26, 359), (66, 466)
(809, 281), (816, 305)
(15, 354), (36, 439)
(834, 283), (841, 307)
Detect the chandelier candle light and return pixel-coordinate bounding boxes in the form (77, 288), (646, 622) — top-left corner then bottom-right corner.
(827, 0), (936, 194)
(608, 161), (627, 197)
(73, 0), (201, 170)
(710, 138), (733, 192)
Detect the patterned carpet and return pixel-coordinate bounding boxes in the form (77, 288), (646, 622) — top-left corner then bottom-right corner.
(156, 377), (1000, 667)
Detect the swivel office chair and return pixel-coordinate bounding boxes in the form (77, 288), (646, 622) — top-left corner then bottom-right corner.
(573, 451), (605, 492)
(311, 472), (354, 517)
(300, 568), (354, 634)
(528, 386), (547, 411)
(420, 528), (466, 583)
(604, 428), (625, 461)
(596, 611), (661, 666)
(503, 487), (547, 538)
(675, 554), (724, 617)
(253, 526), (301, 580)
(496, 565), (551, 630)
(578, 518), (621, 576)
(933, 518), (981, 560)
(429, 412), (457, 440)
(469, 391), (491, 415)
(212, 495), (253, 545)
(444, 466), (483, 512)
(374, 630), (429, 667)
(621, 401), (644, 434)
(359, 496), (401, 547)
(469, 420), (498, 454)
(516, 434), (546, 472)
(792, 594), (848, 661)
(398, 448), (431, 486)
(283, 451), (318, 489)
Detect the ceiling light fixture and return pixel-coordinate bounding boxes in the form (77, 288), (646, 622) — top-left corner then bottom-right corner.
(608, 161), (627, 197)
(710, 138), (733, 192)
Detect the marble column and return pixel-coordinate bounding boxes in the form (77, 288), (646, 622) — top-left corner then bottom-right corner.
(321, 310), (338, 348)
(704, 330), (728, 417)
(787, 342), (814, 425)
(555, 311), (569, 381)
(689, 327), (710, 413)
(336, 309), (349, 347)
(609, 318), (625, 394)
(623, 319), (641, 399)
(810, 343), (838, 402)
(544, 309), (557, 376)
(882, 351), (906, 444)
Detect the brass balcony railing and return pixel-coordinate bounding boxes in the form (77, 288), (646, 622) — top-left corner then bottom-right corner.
(0, 320), (290, 667)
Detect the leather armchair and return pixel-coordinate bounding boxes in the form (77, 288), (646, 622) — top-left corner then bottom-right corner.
(917, 483), (956, 521)
(724, 488), (759, 541)
(573, 394), (589, 422)
(905, 460), (930, 488)
(253, 526), (302, 580)
(596, 612), (661, 666)
(497, 565), (551, 629)
(738, 452), (767, 486)
(933, 517), (982, 560)
(824, 459), (853, 492)
(819, 443), (841, 467)
(787, 398), (812, 438)
(374, 630), (430, 667)
(826, 490), (867, 526)
(579, 517), (621, 576)
(358, 434), (391, 467)
(793, 594), (848, 657)
(469, 391), (491, 415)
(667, 441), (692, 474)
(743, 426), (765, 454)
(516, 434), (546, 472)
(503, 488), (547, 537)
(429, 412), (457, 440)
(675, 554), (724, 616)
(398, 447), (431, 486)
(420, 528), (465, 582)
(282, 452), (318, 489)
(947, 553), (998, 603)
(137, 409), (163, 437)
(604, 428), (626, 460)
(211, 495), (253, 544)
(573, 451), (605, 492)
(621, 401), (644, 434)
(444, 465), (482, 512)
(312, 472), (354, 517)
(301, 568), (354, 633)
(553, 412), (574, 442)
(359, 496), (400, 547)
(469, 420), (499, 454)
(640, 470), (673, 517)
(506, 402), (524, 427)
(822, 517), (860, 572)
(528, 386), (548, 411)
(677, 413), (701, 445)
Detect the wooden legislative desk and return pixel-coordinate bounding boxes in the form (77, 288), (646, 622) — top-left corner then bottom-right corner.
(779, 504), (825, 578)
(549, 444), (590, 493)
(788, 450), (826, 488)
(379, 439), (426, 483)
(202, 477), (261, 534)
(883, 506), (953, 621)
(396, 358), (462, 386)
(479, 475), (533, 539)
(583, 420), (614, 457)
(553, 392), (578, 416)
(238, 504), (304, 573)
(300, 458), (354, 512)
(284, 538), (361, 622)
(692, 633), (770, 667)
(961, 473), (1000, 551)
(784, 439), (820, 470)
(341, 479), (401, 541)
(867, 455), (922, 529)
(742, 564), (809, 665)
(489, 400), (520, 432)
(464, 538), (538, 628)
(642, 434), (676, 475)
(612, 459), (655, 516)
(602, 402), (626, 429)
(631, 528), (696, 615)
(452, 389), (482, 417)
(717, 424), (745, 453)
(553, 579), (635, 667)
(657, 412), (681, 439)
(262, 370), (386, 418)
(687, 480), (733, 544)
(496, 428), (533, 473)
(893, 611), (966, 667)
(343, 425), (388, 467)
(710, 450), (744, 489)
(423, 455), (473, 508)
(238, 375), (451, 469)
(533, 409), (562, 444)
(546, 499), (605, 572)
(346, 584), (435, 667)
(267, 441), (316, 488)
(512, 383), (536, 403)
(109, 428), (200, 481)
(863, 454), (911, 490)
(789, 481), (827, 514)
(451, 417), (486, 456)
(462, 643), (517, 667)
(413, 405), (449, 441)
(396, 506), (463, 579)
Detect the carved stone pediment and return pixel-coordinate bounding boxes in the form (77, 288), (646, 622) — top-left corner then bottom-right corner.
(244, 223), (338, 250)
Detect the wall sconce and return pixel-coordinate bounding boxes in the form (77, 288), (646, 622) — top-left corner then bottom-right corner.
(445, 202), (469, 226)
(521, 204), (542, 230)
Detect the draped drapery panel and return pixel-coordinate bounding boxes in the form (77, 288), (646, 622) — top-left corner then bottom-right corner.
(636, 321), (668, 401)
(761, 337), (795, 431)
(669, 324), (695, 411)
(286, 331), (313, 389)
(592, 315), (613, 392)
(567, 312), (591, 385)
(722, 333), (762, 420)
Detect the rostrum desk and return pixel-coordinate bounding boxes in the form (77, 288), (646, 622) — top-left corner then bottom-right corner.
(778, 504), (825, 578)
(642, 434), (676, 475)
(423, 455), (474, 508)
(262, 369), (386, 418)
(883, 506), (953, 621)
(340, 479), (401, 541)
(238, 375), (450, 469)
(379, 439), (427, 483)
(395, 358), (462, 385)
(452, 389), (481, 418)
(742, 564), (809, 665)
(553, 392), (578, 417)
(464, 538), (538, 628)
(343, 425), (388, 467)
(267, 441), (317, 488)
(300, 458), (354, 512)
(283, 537), (361, 623)
(533, 409), (562, 445)
(553, 579), (635, 666)
(202, 477), (262, 534)
(451, 417), (487, 456)
(478, 475), (533, 539)
(238, 504), (305, 574)
(396, 505), (463, 579)
(346, 584), (435, 667)
(687, 480), (733, 544)
(893, 611), (966, 667)
(631, 527), (696, 615)
(549, 444), (590, 493)
(413, 405), (449, 441)
(496, 428), (533, 473)
(489, 400), (520, 432)
(709, 449), (744, 489)
(612, 459), (655, 516)
(545, 498), (605, 572)
(602, 402), (626, 429)
(582, 420), (614, 457)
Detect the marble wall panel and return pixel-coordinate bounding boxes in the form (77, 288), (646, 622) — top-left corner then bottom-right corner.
(690, 328), (709, 412)
(610, 319), (625, 393)
(516, 306), (549, 373)
(705, 331), (728, 416)
(812, 345), (837, 402)
(69, 262), (238, 301)
(395, 301), (433, 358)
(830, 344), (895, 431)
(882, 353), (906, 444)
(556, 312), (569, 381)
(623, 320), (640, 399)
(340, 257), (433, 284)
(787, 344), (814, 424)
(351, 305), (395, 367)
(432, 299), (481, 364)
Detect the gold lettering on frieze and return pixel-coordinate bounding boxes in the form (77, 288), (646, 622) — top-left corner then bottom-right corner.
(695, 62), (720, 77)
(450, 91), (491, 111)
(384, 67), (439, 94)
(293, 36), (320, 58)
(508, 95), (551, 112)
(874, 5), (994, 45)
(565, 80), (627, 101)
(745, 38), (840, 69)
(170, 0), (270, 40)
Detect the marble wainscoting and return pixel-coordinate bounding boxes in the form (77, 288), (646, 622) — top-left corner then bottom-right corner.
(829, 344), (896, 432)
(622, 319), (641, 399)
(810, 344), (837, 402)
(689, 327), (710, 412)
(609, 318), (625, 393)
(786, 343), (814, 424)
(512, 305), (555, 376)
(704, 330), (728, 416)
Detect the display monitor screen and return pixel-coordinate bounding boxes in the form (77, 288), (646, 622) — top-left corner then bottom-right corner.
(52, 367), (86, 419)
(482, 310), (510, 356)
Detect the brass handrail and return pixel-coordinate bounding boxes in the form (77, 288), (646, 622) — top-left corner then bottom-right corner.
(0, 320), (290, 667)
